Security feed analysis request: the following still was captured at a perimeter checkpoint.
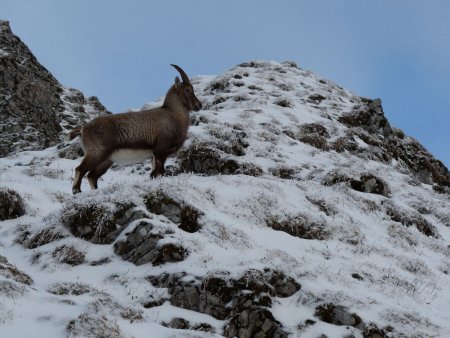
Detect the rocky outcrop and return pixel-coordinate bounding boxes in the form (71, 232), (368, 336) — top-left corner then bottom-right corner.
(322, 170), (390, 197)
(61, 202), (136, 244)
(314, 303), (364, 329)
(0, 188), (25, 220)
(144, 191), (203, 233)
(114, 220), (188, 266)
(148, 269), (300, 337)
(0, 20), (108, 157)
(338, 97), (449, 189)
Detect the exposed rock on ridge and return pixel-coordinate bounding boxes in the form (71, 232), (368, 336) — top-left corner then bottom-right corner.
(0, 20), (108, 157)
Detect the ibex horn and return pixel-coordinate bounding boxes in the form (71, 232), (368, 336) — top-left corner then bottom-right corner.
(171, 64), (190, 84)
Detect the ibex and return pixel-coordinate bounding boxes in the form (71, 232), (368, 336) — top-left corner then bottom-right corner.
(69, 64), (202, 194)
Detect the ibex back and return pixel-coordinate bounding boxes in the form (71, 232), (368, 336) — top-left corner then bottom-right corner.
(70, 64), (202, 194)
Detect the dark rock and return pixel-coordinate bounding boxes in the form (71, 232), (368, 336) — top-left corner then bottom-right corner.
(322, 171), (390, 197)
(114, 221), (188, 266)
(331, 136), (359, 153)
(151, 243), (187, 266)
(162, 318), (215, 333)
(149, 270), (298, 336)
(338, 98), (392, 139)
(193, 322), (215, 332)
(322, 170), (352, 186)
(433, 185), (449, 194)
(144, 192), (182, 223)
(298, 135), (329, 151)
(336, 98), (449, 188)
(274, 99), (293, 108)
(179, 146), (239, 175)
(89, 257), (111, 266)
(142, 298), (167, 309)
(87, 96), (108, 114)
(386, 137), (450, 188)
(168, 275), (231, 320)
(308, 94), (327, 104)
(0, 188), (25, 220)
(363, 324), (389, 338)
(144, 192), (203, 232)
(264, 269), (301, 297)
(282, 60), (298, 68)
(297, 319), (316, 331)
(238, 61), (269, 69)
(315, 303), (364, 329)
(148, 269), (300, 320)
(206, 77), (231, 94)
(163, 317), (190, 330)
(179, 206), (202, 233)
(61, 202), (134, 244)
(224, 308), (288, 338)
(285, 123), (330, 151)
(350, 174), (390, 197)
(57, 141), (84, 159)
(0, 21), (62, 156)
(299, 123), (330, 138)
(269, 166), (299, 180)
(352, 273), (364, 281)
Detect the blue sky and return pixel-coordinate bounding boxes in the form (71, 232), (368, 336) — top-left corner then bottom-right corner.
(2, 0), (449, 167)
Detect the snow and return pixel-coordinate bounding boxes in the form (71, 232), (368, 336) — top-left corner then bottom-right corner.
(1, 61), (449, 337)
(0, 47), (9, 57)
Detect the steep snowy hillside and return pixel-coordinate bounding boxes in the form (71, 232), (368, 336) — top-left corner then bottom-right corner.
(1, 60), (449, 338)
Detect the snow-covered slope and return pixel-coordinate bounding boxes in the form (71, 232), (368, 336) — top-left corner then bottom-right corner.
(1, 61), (449, 338)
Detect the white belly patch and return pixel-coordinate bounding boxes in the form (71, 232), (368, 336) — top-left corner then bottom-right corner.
(110, 149), (153, 164)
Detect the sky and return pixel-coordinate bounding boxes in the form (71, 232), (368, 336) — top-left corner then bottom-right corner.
(1, 0), (449, 167)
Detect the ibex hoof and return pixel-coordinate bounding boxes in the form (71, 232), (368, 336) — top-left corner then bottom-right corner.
(72, 188), (81, 195)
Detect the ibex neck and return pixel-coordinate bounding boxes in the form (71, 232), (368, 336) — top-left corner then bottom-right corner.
(163, 86), (189, 113)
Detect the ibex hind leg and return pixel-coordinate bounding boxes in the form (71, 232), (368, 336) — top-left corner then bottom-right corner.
(87, 159), (113, 190)
(150, 155), (167, 178)
(72, 155), (96, 194)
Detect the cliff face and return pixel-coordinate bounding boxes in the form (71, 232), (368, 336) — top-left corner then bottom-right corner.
(0, 20), (108, 157)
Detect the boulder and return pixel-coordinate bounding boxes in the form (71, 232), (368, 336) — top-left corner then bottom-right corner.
(0, 188), (25, 220)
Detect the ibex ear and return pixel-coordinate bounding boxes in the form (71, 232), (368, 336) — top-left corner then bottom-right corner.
(174, 76), (181, 87)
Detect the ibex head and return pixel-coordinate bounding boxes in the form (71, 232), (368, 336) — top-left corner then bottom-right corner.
(171, 64), (202, 112)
